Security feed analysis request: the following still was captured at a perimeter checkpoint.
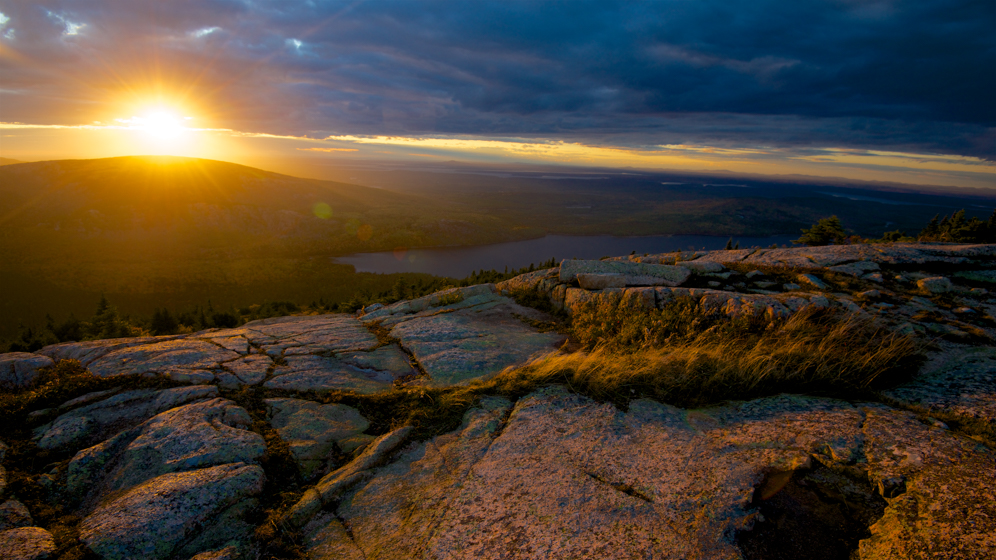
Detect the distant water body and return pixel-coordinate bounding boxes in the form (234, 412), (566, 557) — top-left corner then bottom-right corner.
(334, 234), (797, 278)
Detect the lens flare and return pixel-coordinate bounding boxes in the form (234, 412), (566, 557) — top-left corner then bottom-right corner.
(357, 224), (373, 241)
(313, 202), (333, 219)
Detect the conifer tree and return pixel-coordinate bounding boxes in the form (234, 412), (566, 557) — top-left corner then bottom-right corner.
(793, 216), (846, 246)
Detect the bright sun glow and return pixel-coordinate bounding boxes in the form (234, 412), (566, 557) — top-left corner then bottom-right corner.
(134, 111), (186, 139)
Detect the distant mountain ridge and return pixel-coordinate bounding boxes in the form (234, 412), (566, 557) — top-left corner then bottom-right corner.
(0, 156), (490, 239)
(0, 155), (528, 266)
(0, 156), (521, 335)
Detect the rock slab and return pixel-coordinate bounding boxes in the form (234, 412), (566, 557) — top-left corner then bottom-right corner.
(80, 463), (265, 560)
(0, 527), (57, 560)
(0, 353), (54, 390)
(266, 398), (373, 479)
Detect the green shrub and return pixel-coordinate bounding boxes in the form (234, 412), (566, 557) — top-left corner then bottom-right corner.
(793, 216), (847, 246)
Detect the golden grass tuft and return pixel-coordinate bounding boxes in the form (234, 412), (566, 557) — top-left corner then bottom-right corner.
(486, 303), (924, 408)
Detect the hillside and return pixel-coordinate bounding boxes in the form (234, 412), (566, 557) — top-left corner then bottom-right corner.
(0, 156), (526, 335)
(0, 156), (516, 249)
(0, 242), (993, 559)
(0, 158), (24, 166)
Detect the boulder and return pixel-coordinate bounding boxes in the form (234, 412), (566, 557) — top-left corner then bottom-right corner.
(266, 398), (373, 479)
(559, 259), (691, 286)
(576, 273), (626, 290)
(827, 260), (880, 278)
(360, 285), (500, 323)
(87, 339), (239, 378)
(917, 276), (953, 294)
(35, 385), (219, 451)
(264, 354), (398, 394)
(0, 353), (54, 390)
(79, 463), (265, 560)
(66, 398), (266, 503)
(495, 268), (560, 294)
(210, 314), (380, 357)
(38, 336), (187, 367)
(0, 527), (56, 560)
(388, 304), (564, 387)
(0, 499), (32, 530)
(796, 273), (829, 290)
(563, 287), (608, 313)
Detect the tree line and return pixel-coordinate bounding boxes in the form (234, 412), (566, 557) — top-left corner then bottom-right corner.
(791, 209), (996, 246)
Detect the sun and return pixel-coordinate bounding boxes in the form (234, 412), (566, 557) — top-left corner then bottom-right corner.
(134, 110), (186, 139)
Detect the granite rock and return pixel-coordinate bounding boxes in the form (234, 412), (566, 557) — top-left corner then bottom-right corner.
(79, 463), (265, 560)
(87, 339), (239, 378)
(66, 398), (266, 504)
(301, 387), (995, 560)
(266, 398), (373, 479)
(35, 385), (219, 452)
(576, 273), (626, 290)
(0, 527), (57, 560)
(560, 259), (691, 286)
(388, 303), (565, 387)
(0, 500), (32, 531)
(884, 345), (996, 425)
(917, 276), (953, 294)
(264, 354), (398, 394)
(0, 353), (54, 390)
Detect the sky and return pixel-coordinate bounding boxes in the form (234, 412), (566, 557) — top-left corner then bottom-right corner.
(0, 0), (994, 189)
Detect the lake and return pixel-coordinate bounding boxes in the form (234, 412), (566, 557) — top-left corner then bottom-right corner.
(334, 234), (798, 278)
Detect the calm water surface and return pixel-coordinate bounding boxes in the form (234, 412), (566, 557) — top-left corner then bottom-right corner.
(335, 234), (796, 278)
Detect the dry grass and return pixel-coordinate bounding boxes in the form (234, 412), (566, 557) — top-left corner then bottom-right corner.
(485, 302), (924, 408)
(330, 301), (925, 428)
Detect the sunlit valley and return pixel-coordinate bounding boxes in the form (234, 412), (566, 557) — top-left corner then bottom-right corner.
(0, 2), (994, 560)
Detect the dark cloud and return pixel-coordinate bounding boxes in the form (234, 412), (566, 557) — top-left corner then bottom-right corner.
(0, 0), (992, 157)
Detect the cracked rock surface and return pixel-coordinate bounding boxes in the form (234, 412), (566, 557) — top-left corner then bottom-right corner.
(303, 387), (995, 560)
(1, 242), (994, 559)
(79, 462), (265, 560)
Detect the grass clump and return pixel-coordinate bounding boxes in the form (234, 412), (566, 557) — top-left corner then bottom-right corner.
(494, 299), (924, 408)
(318, 299), (924, 441)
